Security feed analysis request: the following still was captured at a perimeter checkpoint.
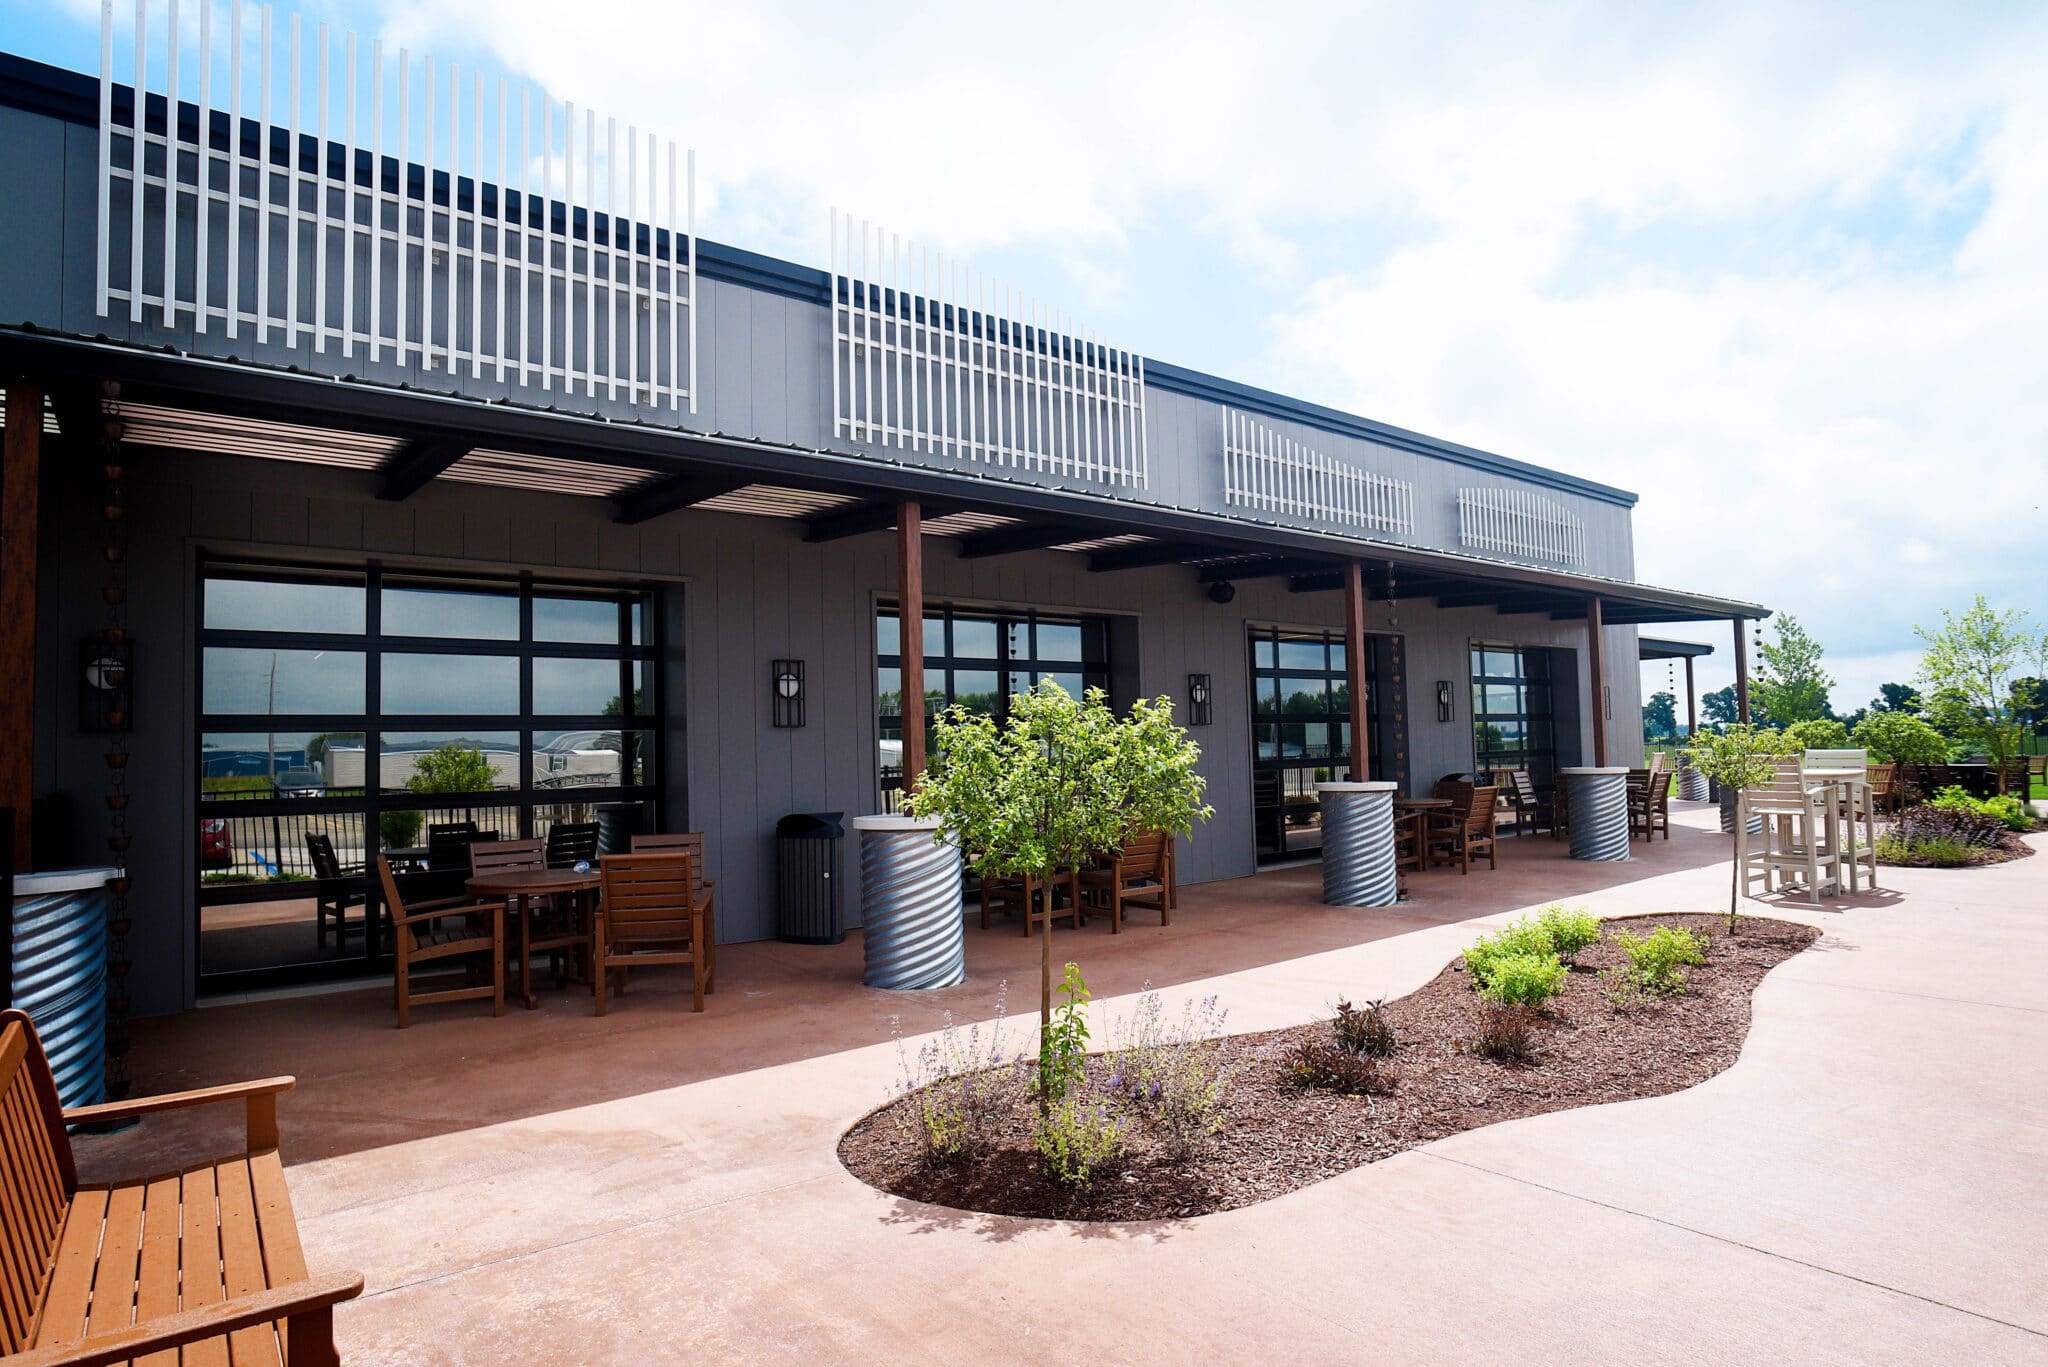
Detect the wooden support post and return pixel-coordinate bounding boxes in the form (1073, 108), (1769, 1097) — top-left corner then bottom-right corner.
(1733, 617), (1751, 724)
(897, 500), (926, 792)
(1685, 654), (1697, 739)
(1586, 594), (1608, 767)
(1, 383), (41, 866)
(1343, 562), (1371, 780)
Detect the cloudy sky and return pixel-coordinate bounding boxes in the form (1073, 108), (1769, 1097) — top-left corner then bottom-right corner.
(14, 0), (2047, 717)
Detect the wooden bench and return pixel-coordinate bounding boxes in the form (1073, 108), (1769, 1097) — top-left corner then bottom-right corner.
(1, 1009), (362, 1366)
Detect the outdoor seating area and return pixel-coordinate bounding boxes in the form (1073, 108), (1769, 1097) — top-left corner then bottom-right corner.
(981, 832), (1180, 936)
(1736, 749), (1884, 905)
(372, 832), (719, 1028)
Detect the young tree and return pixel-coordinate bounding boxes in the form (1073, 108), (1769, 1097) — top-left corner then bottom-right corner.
(407, 742), (499, 794)
(1685, 725), (1796, 933)
(905, 683), (1211, 1107)
(1641, 691), (1678, 741)
(1914, 596), (2048, 791)
(1752, 615), (1833, 725)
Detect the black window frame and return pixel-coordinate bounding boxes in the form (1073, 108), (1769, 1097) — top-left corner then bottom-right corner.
(1470, 641), (1557, 788)
(874, 604), (1111, 811)
(194, 558), (665, 995)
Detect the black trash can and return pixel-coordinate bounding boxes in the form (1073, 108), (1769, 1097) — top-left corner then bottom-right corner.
(595, 802), (650, 856)
(776, 812), (845, 944)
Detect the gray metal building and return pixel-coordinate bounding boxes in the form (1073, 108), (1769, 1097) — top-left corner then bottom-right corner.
(0, 26), (1762, 1016)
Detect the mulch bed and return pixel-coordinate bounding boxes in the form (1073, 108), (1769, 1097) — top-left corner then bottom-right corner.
(839, 913), (1819, 1223)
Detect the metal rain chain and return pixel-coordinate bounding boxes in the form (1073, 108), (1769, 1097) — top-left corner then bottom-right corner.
(1385, 560), (1399, 630)
(99, 387), (133, 1102)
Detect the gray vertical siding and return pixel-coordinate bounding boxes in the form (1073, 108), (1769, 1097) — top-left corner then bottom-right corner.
(32, 448), (1639, 1018)
(0, 97), (1637, 583)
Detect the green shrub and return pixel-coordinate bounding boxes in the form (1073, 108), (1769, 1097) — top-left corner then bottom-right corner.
(1607, 926), (1708, 1000)
(1462, 916), (1558, 985)
(1874, 834), (1980, 868)
(1931, 786), (2033, 832)
(1477, 952), (1569, 1007)
(1284, 1037), (1399, 1094)
(1466, 1001), (1539, 1061)
(379, 809), (424, 848)
(1535, 905), (1602, 962)
(1785, 718), (1851, 752)
(1330, 997), (1397, 1057)
(1033, 1093), (1126, 1186)
(892, 989), (1029, 1165)
(1106, 988), (1236, 1158)
(1037, 962), (1092, 1105)
(1851, 712), (1950, 765)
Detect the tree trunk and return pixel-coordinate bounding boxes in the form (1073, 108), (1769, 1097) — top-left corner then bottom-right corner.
(1728, 831), (1740, 935)
(1039, 877), (1054, 1115)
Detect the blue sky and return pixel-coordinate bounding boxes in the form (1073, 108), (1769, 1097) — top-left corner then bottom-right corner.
(10, 0), (2047, 716)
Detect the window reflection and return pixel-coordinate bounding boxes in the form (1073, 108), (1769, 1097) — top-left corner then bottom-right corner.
(201, 648), (365, 715)
(382, 653), (520, 715)
(205, 576), (366, 634)
(382, 584), (520, 640)
(534, 658), (639, 715)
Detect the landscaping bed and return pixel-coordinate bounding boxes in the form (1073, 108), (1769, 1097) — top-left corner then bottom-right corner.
(1876, 829), (2036, 868)
(840, 912), (1819, 1223)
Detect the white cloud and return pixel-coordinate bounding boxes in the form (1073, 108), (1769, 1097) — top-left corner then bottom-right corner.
(327, 1), (2048, 679)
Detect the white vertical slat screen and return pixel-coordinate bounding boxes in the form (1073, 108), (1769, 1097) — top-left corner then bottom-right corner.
(829, 211), (1149, 490)
(1456, 488), (1586, 566)
(1221, 409), (1413, 536)
(97, 0), (697, 412)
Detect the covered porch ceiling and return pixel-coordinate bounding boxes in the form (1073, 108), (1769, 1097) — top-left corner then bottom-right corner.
(2, 328), (1766, 628)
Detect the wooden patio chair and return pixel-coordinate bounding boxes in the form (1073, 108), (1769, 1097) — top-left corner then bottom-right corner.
(305, 830), (367, 950)
(1499, 769), (1551, 837)
(376, 857), (504, 1028)
(1738, 760), (1840, 906)
(544, 820), (601, 868)
(1394, 810), (1426, 878)
(1629, 754), (1670, 841)
(1866, 762), (1898, 816)
(981, 868), (1082, 935)
(1077, 831), (1173, 932)
(630, 832), (718, 992)
(594, 853), (709, 1015)
(1995, 758), (2029, 798)
(1426, 783), (1499, 873)
(472, 838), (591, 1000)
(0, 1011), (363, 1366)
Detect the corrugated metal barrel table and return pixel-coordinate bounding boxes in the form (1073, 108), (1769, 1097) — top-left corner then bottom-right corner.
(849, 816), (964, 990)
(1559, 768), (1631, 862)
(10, 867), (118, 1109)
(1316, 781), (1401, 907)
(1678, 759), (1709, 802)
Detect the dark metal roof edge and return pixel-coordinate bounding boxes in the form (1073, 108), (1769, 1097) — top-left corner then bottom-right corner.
(1637, 636), (1718, 659)
(2, 51), (1640, 512)
(0, 325), (1763, 621)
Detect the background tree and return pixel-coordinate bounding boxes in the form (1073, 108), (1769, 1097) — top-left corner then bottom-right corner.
(2011, 677), (2047, 738)
(1915, 596), (2048, 790)
(1641, 691), (1678, 741)
(1870, 682), (1920, 714)
(1851, 711), (1950, 765)
(905, 683), (1211, 1106)
(1752, 614), (1833, 725)
(1701, 685), (1741, 729)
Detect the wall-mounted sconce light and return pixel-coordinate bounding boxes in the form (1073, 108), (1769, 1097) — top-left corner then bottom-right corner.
(1188, 673), (1213, 726)
(1436, 680), (1453, 723)
(772, 659), (806, 728)
(1207, 581), (1237, 605)
(81, 637), (134, 732)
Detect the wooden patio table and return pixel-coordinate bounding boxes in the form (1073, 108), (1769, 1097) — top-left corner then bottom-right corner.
(1392, 798), (1450, 880)
(467, 867), (601, 1009)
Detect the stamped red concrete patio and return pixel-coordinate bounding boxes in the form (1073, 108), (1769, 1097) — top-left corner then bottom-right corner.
(78, 807), (2048, 1363)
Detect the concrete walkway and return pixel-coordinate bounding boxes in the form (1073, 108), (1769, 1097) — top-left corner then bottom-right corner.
(111, 811), (2048, 1362)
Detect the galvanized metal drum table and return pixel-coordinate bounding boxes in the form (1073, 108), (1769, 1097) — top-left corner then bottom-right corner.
(1316, 781), (1401, 907)
(848, 816), (964, 990)
(1559, 767), (1632, 862)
